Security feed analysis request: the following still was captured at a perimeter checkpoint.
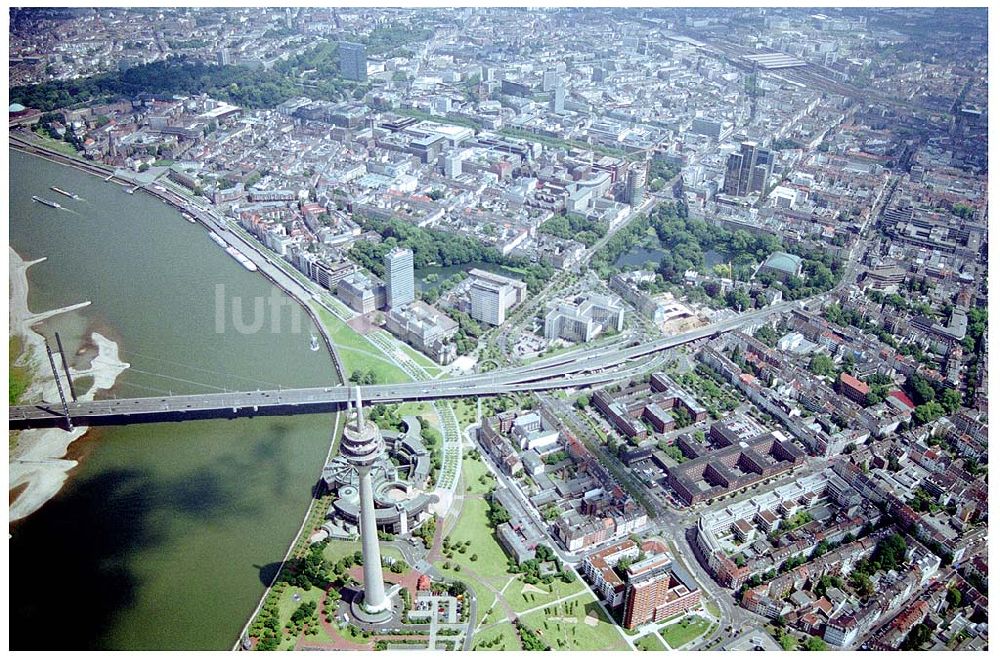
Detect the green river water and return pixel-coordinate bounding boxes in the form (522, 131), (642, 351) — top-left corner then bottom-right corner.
(9, 149), (338, 649)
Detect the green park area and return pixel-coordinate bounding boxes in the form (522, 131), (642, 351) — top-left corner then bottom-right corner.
(660, 616), (714, 649)
(636, 634), (667, 651)
(312, 307), (410, 384)
(452, 397), (480, 429)
(273, 583), (326, 650)
(461, 451), (496, 495)
(502, 574), (586, 614)
(30, 129), (79, 156)
(433, 497), (512, 616)
(395, 339), (441, 375)
(518, 596), (629, 650)
(472, 622), (522, 651)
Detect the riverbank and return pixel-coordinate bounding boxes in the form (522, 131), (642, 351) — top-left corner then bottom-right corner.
(8, 246), (130, 522)
(10, 136), (346, 383)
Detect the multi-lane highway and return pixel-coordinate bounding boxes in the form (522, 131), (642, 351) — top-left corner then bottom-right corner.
(9, 300), (800, 430)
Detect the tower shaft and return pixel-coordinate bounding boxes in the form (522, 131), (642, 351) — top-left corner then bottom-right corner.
(357, 465), (389, 613)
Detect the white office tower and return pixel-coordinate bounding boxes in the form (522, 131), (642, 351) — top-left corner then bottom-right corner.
(339, 387), (391, 618)
(384, 247), (415, 309)
(444, 151), (463, 178)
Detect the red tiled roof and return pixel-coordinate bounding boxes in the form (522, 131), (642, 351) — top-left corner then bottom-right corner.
(840, 372), (870, 395)
(888, 390), (916, 409)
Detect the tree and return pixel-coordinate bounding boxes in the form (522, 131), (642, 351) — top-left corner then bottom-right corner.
(779, 633), (798, 651)
(947, 586), (963, 609)
(939, 388), (962, 414)
(726, 288), (752, 312)
(805, 636), (828, 651)
(809, 354), (836, 377)
(850, 571), (874, 598)
(913, 401), (945, 425)
(901, 623), (931, 650)
(906, 375), (936, 405)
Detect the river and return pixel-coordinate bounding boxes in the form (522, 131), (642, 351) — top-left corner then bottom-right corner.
(8, 149), (337, 649)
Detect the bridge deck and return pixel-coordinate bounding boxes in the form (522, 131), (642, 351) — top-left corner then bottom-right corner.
(10, 303), (799, 430)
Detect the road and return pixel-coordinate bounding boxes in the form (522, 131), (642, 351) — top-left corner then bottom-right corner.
(10, 298), (802, 430)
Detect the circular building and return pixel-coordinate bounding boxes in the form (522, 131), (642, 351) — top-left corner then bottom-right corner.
(320, 415), (437, 538)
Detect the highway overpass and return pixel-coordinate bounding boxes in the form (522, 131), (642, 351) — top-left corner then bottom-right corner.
(10, 302), (799, 431)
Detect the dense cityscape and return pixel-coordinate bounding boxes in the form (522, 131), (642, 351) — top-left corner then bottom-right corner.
(7, 5), (989, 654)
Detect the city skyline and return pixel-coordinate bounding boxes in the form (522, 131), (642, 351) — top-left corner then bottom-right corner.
(7, 4), (990, 656)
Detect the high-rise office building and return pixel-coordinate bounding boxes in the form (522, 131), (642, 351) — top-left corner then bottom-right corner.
(468, 269), (527, 326)
(340, 41), (368, 82)
(443, 151), (463, 178)
(384, 247), (414, 309)
(551, 85), (566, 113)
(626, 163), (647, 206)
(722, 141), (773, 197)
(622, 553), (701, 629)
(471, 281), (508, 326)
(691, 116), (723, 141)
(542, 69), (559, 91)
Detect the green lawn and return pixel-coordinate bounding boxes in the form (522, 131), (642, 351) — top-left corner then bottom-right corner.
(321, 539), (407, 569)
(445, 497), (510, 575)
(322, 539), (361, 564)
(313, 307), (410, 384)
(462, 453), (496, 495)
(518, 598), (629, 650)
(636, 634), (667, 651)
(502, 574), (587, 614)
(442, 566), (512, 623)
(660, 616), (714, 649)
(473, 622), (522, 651)
(453, 399), (480, 428)
(439, 496), (517, 618)
(396, 341), (440, 375)
(31, 130), (80, 157)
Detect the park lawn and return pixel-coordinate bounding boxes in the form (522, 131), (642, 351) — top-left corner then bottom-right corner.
(518, 596), (629, 651)
(312, 307), (410, 384)
(439, 496), (520, 618)
(445, 497), (510, 576)
(275, 584), (325, 650)
(703, 599), (721, 619)
(461, 453), (496, 495)
(321, 539), (407, 570)
(660, 616), (714, 649)
(453, 398), (479, 428)
(31, 130), (80, 156)
(502, 572), (587, 614)
(378, 543), (407, 566)
(636, 634), (667, 651)
(443, 567), (502, 622)
(323, 539), (361, 564)
(397, 341), (440, 375)
(399, 401), (436, 420)
(473, 622), (522, 651)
